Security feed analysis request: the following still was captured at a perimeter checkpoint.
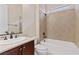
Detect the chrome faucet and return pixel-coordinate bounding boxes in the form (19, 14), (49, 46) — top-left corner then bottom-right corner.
(10, 32), (14, 39)
(4, 36), (7, 40)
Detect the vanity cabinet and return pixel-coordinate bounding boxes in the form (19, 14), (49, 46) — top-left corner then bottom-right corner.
(0, 46), (21, 55)
(0, 40), (34, 55)
(22, 40), (34, 55)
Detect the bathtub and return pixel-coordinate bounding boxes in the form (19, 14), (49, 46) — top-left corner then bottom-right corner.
(35, 39), (79, 55)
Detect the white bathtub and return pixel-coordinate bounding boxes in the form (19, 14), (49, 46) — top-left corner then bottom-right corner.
(35, 39), (79, 55)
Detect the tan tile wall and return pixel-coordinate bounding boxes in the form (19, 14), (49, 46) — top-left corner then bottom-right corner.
(75, 5), (79, 47)
(47, 9), (76, 42)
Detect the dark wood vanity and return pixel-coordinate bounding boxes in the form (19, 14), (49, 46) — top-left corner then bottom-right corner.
(0, 40), (34, 55)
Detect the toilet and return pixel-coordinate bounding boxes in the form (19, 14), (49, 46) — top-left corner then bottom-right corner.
(35, 44), (48, 55)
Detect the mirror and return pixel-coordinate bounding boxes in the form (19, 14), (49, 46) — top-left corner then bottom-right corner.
(0, 4), (22, 35)
(8, 4), (22, 34)
(0, 4), (8, 34)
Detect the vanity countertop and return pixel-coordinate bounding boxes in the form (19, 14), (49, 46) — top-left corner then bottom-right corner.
(0, 36), (36, 54)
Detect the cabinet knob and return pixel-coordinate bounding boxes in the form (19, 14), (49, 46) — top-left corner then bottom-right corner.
(23, 47), (26, 49)
(20, 48), (22, 51)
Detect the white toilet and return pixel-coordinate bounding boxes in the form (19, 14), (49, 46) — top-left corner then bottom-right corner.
(35, 44), (48, 55)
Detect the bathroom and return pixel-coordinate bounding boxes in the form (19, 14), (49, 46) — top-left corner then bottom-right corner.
(0, 4), (79, 55)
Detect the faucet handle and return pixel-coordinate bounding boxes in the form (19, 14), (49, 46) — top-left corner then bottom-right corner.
(4, 36), (7, 40)
(15, 35), (17, 38)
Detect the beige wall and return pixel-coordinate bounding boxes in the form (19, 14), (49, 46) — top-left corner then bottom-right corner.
(39, 5), (47, 40)
(47, 9), (76, 42)
(35, 5), (40, 39)
(22, 4), (36, 36)
(40, 11), (47, 39)
(75, 5), (79, 47)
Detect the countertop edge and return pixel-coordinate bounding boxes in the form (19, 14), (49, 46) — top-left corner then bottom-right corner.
(0, 37), (36, 54)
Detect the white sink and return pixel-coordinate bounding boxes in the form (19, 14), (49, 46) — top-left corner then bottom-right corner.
(0, 37), (26, 45)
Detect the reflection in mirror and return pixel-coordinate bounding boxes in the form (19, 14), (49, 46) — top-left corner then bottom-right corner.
(0, 4), (22, 35)
(8, 4), (22, 34)
(0, 4), (8, 35)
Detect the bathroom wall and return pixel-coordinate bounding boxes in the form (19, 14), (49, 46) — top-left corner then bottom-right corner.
(39, 5), (47, 40)
(47, 9), (76, 42)
(22, 4), (36, 37)
(39, 10), (47, 40)
(75, 5), (79, 47)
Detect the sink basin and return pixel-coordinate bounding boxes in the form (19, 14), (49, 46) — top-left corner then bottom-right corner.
(0, 37), (26, 45)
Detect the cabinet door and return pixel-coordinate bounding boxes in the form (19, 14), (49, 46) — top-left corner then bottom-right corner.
(0, 47), (20, 55)
(22, 40), (34, 55)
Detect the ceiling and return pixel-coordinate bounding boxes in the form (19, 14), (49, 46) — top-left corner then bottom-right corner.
(40, 4), (67, 13)
(46, 4), (65, 10)
(40, 4), (74, 14)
